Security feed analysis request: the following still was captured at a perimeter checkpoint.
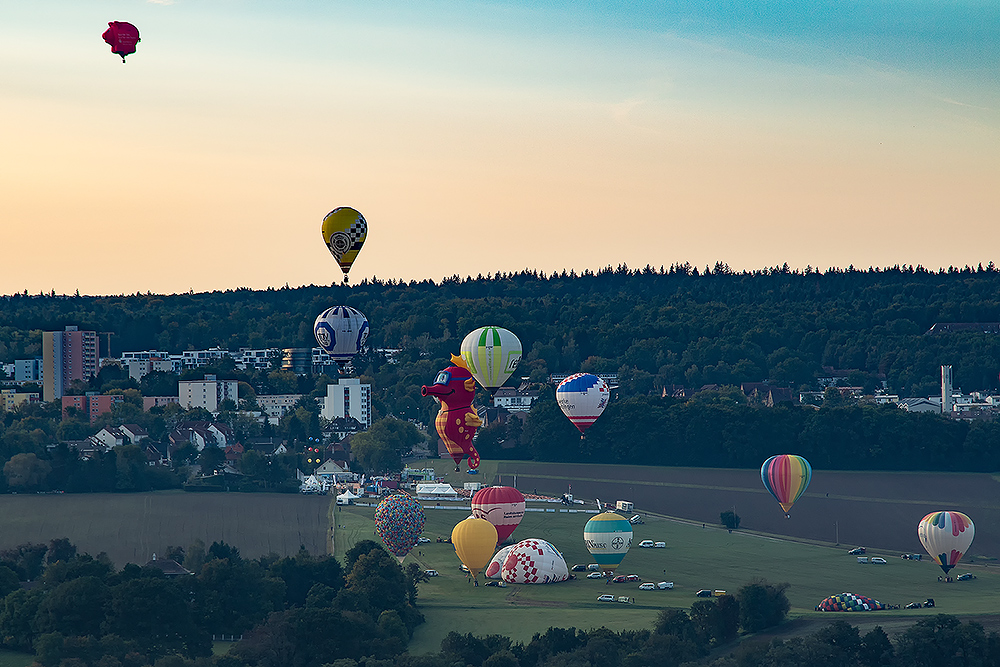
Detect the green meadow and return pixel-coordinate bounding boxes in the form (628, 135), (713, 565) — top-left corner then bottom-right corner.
(333, 498), (1000, 654)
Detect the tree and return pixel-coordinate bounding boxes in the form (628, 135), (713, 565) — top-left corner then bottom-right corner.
(4, 453), (51, 491)
(736, 578), (790, 633)
(350, 418), (425, 474)
(719, 510), (741, 530)
(198, 445), (225, 474)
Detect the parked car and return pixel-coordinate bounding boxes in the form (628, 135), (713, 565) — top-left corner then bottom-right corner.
(459, 564), (469, 572)
(871, 557), (887, 564)
(629, 515), (644, 524)
(484, 580), (507, 587)
(957, 573), (977, 581)
(900, 553), (922, 560)
(597, 594), (615, 602)
(905, 601), (923, 609)
(617, 596), (634, 604)
(654, 542), (666, 548)
(712, 590), (727, 597)
(848, 547), (866, 555)
(657, 581), (674, 589)
(696, 589), (713, 597)
(625, 574), (640, 581)
(638, 540), (655, 548)
(638, 582), (655, 590)
(571, 564), (588, 571)
(857, 557), (869, 564)
(587, 564), (602, 571)
(418, 537), (431, 543)
(611, 575), (626, 583)
(587, 572), (605, 579)
(425, 570), (439, 577)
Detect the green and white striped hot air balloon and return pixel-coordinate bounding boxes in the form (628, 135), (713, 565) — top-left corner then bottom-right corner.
(460, 326), (522, 396)
(584, 512), (633, 573)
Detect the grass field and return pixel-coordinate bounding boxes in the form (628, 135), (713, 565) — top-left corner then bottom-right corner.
(0, 650), (32, 667)
(334, 495), (1000, 654)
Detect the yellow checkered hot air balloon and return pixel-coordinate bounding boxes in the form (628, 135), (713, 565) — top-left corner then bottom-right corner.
(321, 207), (367, 283)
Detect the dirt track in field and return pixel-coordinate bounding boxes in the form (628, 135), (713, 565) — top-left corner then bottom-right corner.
(496, 463), (1000, 558)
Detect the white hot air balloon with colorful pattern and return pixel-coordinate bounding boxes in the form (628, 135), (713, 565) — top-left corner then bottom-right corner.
(556, 373), (609, 438)
(460, 326), (522, 396)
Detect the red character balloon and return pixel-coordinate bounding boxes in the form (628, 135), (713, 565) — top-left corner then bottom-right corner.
(421, 354), (482, 471)
(102, 21), (140, 62)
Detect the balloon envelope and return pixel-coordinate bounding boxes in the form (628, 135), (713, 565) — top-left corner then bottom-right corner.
(460, 326), (522, 393)
(471, 486), (525, 544)
(583, 512), (632, 572)
(760, 454), (812, 514)
(322, 207), (367, 280)
(816, 593), (885, 612)
(102, 21), (140, 62)
(485, 544), (516, 579)
(918, 511), (975, 574)
(500, 538), (569, 584)
(373, 493), (425, 561)
(556, 373), (609, 436)
(452, 517), (498, 578)
(314, 306), (369, 371)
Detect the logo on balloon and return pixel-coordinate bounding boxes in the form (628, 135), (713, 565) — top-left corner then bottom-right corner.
(611, 537), (625, 550)
(314, 322), (334, 350)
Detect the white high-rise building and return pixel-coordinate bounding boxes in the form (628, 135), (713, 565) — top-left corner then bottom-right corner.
(178, 374), (239, 412)
(321, 378), (372, 428)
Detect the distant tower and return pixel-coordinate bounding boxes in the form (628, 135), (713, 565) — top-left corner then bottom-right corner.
(941, 365), (954, 415)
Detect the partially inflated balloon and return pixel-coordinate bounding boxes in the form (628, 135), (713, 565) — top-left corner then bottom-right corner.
(471, 486), (525, 544)
(102, 21), (140, 62)
(485, 545), (516, 579)
(583, 512), (632, 573)
(374, 493), (426, 562)
(314, 306), (369, 373)
(500, 538), (570, 584)
(460, 327), (522, 395)
(452, 517), (498, 580)
(761, 454), (812, 515)
(556, 373), (609, 437)
(322, 207), (367, 283)
(918, 511), (975, 575)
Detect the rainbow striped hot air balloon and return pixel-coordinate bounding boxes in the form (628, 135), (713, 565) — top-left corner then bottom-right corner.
(556, 373), (609, 438)
(918, 511), (975, 575)
(761, 454), (812, 517)
(583, 512), (632, 574)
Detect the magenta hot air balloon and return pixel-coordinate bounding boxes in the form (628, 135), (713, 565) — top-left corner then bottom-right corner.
(471, 486), (525, 544)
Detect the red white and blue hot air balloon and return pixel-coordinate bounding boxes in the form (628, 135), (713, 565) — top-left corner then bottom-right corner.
(556, 373), (609, 438)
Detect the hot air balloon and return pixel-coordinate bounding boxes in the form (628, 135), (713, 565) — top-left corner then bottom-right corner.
(314, 306), (369, 374)
(102, 21), (140, 63)
(500, 539), (570, 584)
(421, 355), (482, 471)
(322, 207), (367, 283)
(485, 544), (516, 579)
(918, 511), (975, 575)
(373, 493), (426, 563)
(460, 327), (522, 396)
(583, 512), (632, 574)
(556, 373), (609, 438)
(471, 486), (525, 544)
(760, 454), (812, 517)
(452, 517), (498, 584)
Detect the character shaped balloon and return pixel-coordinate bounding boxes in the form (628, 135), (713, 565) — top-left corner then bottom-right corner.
(314, 306), (369, 374)
(761, 454), (812, 518)
(918, 511), (975, 575)
(460, 326), (522, 397)
(556, 373), (609, 438)
(471, 486), (525, 544)
(421, 355), (483, 471)
(322, 207), (367, 283)
(374, 493), (426, 563)
(102, 21), (140, 63)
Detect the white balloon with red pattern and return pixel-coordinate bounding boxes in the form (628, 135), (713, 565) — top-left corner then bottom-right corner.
(499, 538), (570, 584)
(484, 545), (516, 579)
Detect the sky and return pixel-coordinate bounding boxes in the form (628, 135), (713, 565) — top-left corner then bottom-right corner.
(2, 1), (998, 295)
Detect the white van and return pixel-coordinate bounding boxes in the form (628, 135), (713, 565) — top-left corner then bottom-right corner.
(638, 540), (655, 548)
(857, 557), (869, 564)
(657, 581), (674, 589)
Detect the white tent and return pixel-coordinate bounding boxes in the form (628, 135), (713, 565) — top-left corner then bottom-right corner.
(336, 489), (361, 505)
(416, 482), (460, 500)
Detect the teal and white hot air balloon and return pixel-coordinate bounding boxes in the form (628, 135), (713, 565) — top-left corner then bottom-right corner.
(460, 326), (522, 396)
(583, 512), (633, 573)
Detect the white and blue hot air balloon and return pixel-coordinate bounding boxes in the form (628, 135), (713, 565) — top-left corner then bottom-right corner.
(556, 373), (609, 438)
(313, 306), (369, 373)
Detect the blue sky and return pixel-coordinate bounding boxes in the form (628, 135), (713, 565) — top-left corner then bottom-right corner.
(1, 1), (998, 294)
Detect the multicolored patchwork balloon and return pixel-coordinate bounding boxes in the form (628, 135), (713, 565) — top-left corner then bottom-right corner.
(583, 512), (632, 573)
(460, 326), (522, 395)
(373, 493), (425, 563)
(815, 592), (885, 612)
(471, 486), (525, 544)
(918, 510), (975, 574)
(556, 373), (609, 438)
(761, 454), (812, 516)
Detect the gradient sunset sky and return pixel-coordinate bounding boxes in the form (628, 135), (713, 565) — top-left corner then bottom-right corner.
(2, 1), (998, 295)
